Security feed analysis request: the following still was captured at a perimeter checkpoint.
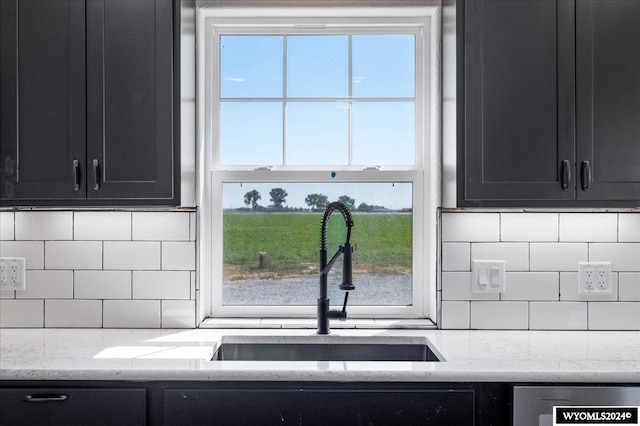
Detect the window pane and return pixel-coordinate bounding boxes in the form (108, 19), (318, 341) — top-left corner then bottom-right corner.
(352, 102), (415, 165)
(352, 35), (415, 98)
(220, 35), (283, 98)
(287, 35), (348, 98)
(286, 102), (348, 165)
(220, 102), (283, 165)
(222, 182), (413, 306)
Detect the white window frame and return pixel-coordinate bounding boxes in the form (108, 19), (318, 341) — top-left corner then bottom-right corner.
(197, 5), (441, 321)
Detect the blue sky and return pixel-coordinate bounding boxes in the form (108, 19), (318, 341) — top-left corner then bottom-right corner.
(218, 34), (416, 167)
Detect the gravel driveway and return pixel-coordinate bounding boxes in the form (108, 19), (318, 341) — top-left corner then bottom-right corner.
(223, 274), (412, 306)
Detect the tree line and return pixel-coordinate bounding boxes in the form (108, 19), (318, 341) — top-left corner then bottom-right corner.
(241, 189), (387, 212)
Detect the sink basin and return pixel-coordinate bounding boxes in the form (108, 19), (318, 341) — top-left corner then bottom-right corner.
(211, 335), (444, 362)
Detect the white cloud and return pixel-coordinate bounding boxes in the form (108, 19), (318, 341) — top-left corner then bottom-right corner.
(224, 77), (246, 83)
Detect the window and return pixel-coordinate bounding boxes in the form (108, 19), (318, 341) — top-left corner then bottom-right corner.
(200, 6), (439, 319)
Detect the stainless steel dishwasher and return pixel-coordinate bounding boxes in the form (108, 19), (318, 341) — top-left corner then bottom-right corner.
(513, 386), (640, 426)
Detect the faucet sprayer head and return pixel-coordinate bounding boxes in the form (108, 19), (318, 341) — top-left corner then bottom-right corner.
(339, 242), (355, 291)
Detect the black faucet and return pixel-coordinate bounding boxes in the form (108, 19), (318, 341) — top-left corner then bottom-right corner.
(317, 201), (355, 335)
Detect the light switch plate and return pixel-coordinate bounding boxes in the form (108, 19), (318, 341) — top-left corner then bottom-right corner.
(471, 260), (506, 293)
(0, 257), (26, 291)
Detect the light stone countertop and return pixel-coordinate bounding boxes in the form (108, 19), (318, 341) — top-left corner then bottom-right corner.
(1, 328), (639, 383)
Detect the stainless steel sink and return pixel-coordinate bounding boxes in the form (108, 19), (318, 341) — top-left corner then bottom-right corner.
(211, 335), (444, 362)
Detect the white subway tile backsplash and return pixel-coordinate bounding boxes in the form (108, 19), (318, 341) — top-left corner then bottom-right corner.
(15, 211), (73, 241)
(45, 300), (102, 328)
(103, 300), (161, 328)
(74, 212), (131, 241)
(189, 212), (197, 241)
(441, 272), (499, 301)
(162, 300), (196, 328)
(442, 243), (470, 271)
(559, 272), (618, 301)
(0, 210), (200, 329)
(162, 242), (196, 270)
(559, 213), (617, 242)
(103, 242), (161, 270)
(45, 241), (102, 270)
(590, 243), (640, 271)
(501, 213), (558, 242)
(132, 212), (190, 241)
(530, 243), (588, 271)
(0, 241), (44, 269)
(440, 301), (470, 329)
(470, 301), (529, 329)
(133, 271), (190, 299)
(17, 271), (73, 299)
(439, 211), (639, 331)
(619, 213), (640, 242)
(0, 212), (14, 240)
(501, 272), (559, 301)
(588, 302), (640, 330)
(471, 243), (529, 271)
(74, 271), (132, 299)
(0, 300), (43, 327)
(529, 302), (587, 330)
(0, 290), (15, 299)
(619, 273), (640, 301)
(441, 213), (500, 242)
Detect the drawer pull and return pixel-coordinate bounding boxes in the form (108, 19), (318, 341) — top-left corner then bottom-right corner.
(24, 394), (68, 403)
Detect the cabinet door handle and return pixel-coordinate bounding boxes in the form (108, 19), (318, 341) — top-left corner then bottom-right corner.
(24, 394), (68, 403)
(581, 160), (591, 191)
(560, 160), (571, 191)
(72, 159), (80, 192)
(92, 159), (100, 191)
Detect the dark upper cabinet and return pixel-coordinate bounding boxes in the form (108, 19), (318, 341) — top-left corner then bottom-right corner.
(0, 0), (179, 206)
(0, 0), (86, 201)
(459, 0), (640, 206)
(576, 0), (640, 201)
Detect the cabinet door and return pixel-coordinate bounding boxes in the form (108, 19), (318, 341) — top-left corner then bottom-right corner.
(576, 0), (640, 201)
(0, 0), (86, 202)
(164, 388), (475, 425)
(0, 388), (146, 426)
(461, 0), (575, 205)
(86, 0), (178, 202)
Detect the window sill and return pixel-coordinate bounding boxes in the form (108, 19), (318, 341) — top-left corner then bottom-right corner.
(199, 318), (436, 329)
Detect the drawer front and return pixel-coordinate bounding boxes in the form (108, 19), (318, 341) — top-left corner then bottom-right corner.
(0, 388), (146, 426)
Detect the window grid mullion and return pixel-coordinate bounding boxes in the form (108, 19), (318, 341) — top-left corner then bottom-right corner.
(348, 34), (353, 166)
(282, 35), (288, 166)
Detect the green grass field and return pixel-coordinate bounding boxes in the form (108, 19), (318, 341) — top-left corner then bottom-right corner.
(223, 212), (412, 279)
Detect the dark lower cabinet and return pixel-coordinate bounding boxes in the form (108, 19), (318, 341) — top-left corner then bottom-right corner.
(0, 0), (179, 206)
(161, 382), (510, 426)
(0, 381), (511, 426)
(0, 387), (146, 426)
(164, 387), (474, 425)
(459, 0), (640, 206)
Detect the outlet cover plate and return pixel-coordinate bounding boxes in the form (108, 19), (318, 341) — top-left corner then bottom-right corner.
(0, 257), (26, 291)
(578, 262), (612, 295)
(472, 260), (506, 293)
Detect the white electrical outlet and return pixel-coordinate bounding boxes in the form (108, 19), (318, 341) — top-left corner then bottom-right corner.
(578, 262), (611, 295)
(471, 260), (506, 293)
(0, 257), (26, 291)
